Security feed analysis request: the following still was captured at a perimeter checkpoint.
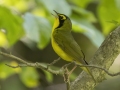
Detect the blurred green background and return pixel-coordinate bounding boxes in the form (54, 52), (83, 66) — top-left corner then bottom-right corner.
(0, 0), (120, 90)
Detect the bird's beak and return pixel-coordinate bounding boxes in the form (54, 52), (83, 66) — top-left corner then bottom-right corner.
(53, 10), (59, 16)
(51, 10), (59, 18)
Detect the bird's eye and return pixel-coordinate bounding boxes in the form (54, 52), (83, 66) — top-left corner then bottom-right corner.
(59, 15), (66, 20)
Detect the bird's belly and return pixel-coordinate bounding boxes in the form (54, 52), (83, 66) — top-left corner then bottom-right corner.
(52, 39), (72, 62)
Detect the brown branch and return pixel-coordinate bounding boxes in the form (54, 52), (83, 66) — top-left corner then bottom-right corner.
(0, 49), (120, 90)
(0, 51), (64, 75)
(1, 51), (120, 90)
(70, 26), (120, 90)
(77, 65), (120, 76)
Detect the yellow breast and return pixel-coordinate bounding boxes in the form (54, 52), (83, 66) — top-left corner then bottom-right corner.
(51, 38), (72, 62)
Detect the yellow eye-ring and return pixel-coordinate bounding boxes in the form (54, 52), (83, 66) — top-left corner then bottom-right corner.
(59, 15), (66, 20)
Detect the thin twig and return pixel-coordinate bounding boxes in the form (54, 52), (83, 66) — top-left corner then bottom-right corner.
(0, 51), (64, 75)
(77, 64), (120, 76)
(0, 51), (27, 64)
(1, 51), (120, 77)
(47, 57), (61, 69)
(5, 63), (28, 68)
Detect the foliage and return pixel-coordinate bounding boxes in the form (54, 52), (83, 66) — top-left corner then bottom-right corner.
(0, 6), (24, 46)
(0, 0), (120, 48)
(0, 0), (120, 89)
(19, 67), (39, 88)
(97, 0), (120, 35)
(0, 61), (21, 79)
(23, 13), (51, 49)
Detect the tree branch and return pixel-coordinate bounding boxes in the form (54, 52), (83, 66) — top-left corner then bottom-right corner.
(0, 51), (64, 75)
(70, 26), (120, 90)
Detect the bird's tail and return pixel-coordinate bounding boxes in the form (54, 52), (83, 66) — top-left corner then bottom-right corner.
(81, 66), (96, 83)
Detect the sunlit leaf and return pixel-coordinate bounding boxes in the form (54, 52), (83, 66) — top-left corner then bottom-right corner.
(72, 6), (97, 23)
(97, 0), (120, 35)
(32, 8), (46, 17)
(1, 0), (34, 12)
(0, 30), (8, 47)
(72, 19), (104, 47)
(0, 61), (21, 79)
(19, 67), (39, 88)
(23, 13), (51, 49)
(69, 0), (92, 8)
(0, 6), (24, 46)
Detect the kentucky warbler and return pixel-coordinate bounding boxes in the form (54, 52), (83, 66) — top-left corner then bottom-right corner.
(51, 10), (95, 82)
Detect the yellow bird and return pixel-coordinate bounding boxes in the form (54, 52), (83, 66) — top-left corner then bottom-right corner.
(51, 10), (95, 82)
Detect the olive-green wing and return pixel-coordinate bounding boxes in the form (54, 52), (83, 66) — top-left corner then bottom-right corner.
(53, 32), (87, 65)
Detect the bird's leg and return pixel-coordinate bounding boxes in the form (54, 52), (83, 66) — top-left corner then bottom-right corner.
(63, 61), (78, 78)
(68, 65), (77, 77)
(63, 67), (70, 90)
(63, 67), (70, 83)
(47, 57), (61, 69)
(62, 61), (74, 69)
(61, 61), (77, 85)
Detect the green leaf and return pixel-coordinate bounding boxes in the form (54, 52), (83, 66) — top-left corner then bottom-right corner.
(69, 0), (92, 8)
(2, 0), (29, 12)
(97, 0), (120, 35)
(72, 6), (97, 23)
(40, 0), (71, 16)
(0, 6), (24, 46)
(19, 67), (39, 88)
(0, 61), (20, 79)
(0, 30), (7, 47)
(69, 72), (77, 81)
(43, 70), (53, 83)
(72, 19), (104, 47)
(23, 13), (51, 49)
